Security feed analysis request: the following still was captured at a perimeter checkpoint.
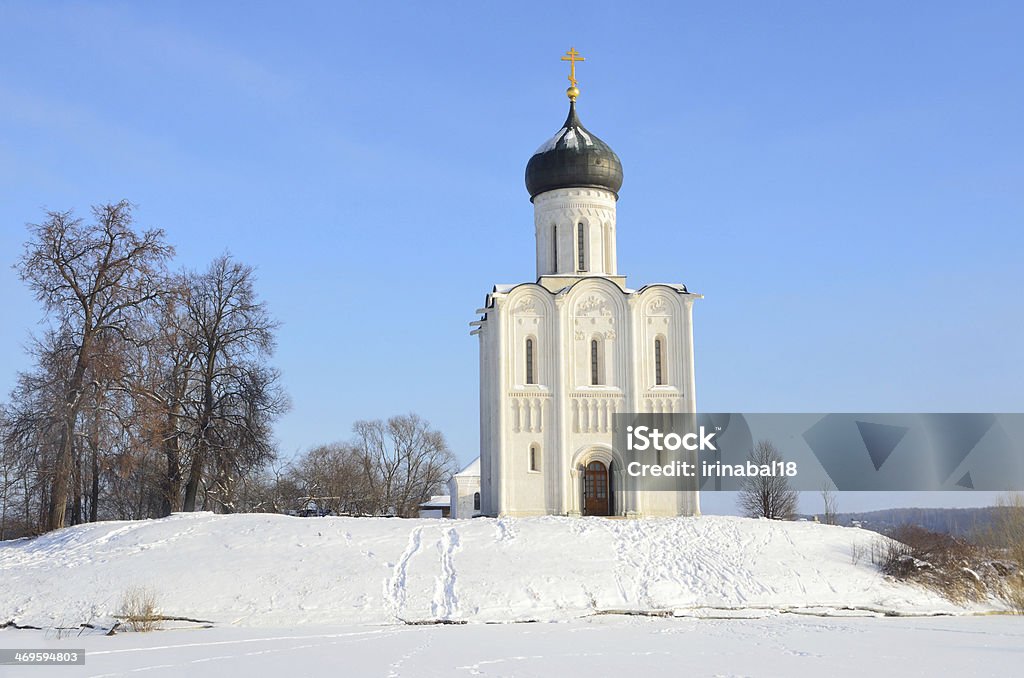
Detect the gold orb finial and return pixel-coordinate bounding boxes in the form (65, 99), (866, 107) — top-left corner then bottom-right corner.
(561, 47), (585, 101)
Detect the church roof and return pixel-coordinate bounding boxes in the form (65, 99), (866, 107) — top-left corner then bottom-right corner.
(525, 100), (623, 200)
(454, 457), (481, 477)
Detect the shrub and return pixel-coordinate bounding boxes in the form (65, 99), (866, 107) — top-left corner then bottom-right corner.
(874, 524), (985, 604)
(120, 586), (161, 632)
(999, 573), (1024, 614)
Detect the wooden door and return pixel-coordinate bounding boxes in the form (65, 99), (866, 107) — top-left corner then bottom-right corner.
(584, 461), (609, 516)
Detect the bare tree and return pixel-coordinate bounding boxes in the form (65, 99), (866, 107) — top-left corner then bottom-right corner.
(233, 459), (303, 514)
(821, 481), (839, 525)
(131, 279), (198, 516)
(179, 255), (287, 513)
(0, 409), (21, 539)
(353, 414), (456, 517)
(2, 329), (76, 534)
(16, 202), (172, 530)
(738, 440), (799, 520)
(284, 443), (374, 516)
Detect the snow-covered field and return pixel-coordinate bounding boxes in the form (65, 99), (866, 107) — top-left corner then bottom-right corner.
(2, 615), (1022, 677)
(0, 512), (999, 630)
(0, 513), (1019, 676)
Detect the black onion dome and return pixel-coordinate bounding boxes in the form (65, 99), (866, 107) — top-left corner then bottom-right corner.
(525, 101), (623, 201)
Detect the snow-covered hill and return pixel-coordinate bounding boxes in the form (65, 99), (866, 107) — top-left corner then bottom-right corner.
(0, 513), (989, 629)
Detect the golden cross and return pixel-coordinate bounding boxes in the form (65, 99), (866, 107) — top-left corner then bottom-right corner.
(561, 47), (585, 87)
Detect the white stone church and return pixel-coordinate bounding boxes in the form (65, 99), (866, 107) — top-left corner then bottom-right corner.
(456, 63), (702, 519)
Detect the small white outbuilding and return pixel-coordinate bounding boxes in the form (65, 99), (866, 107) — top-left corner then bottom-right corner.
(417, 495), (452, 518)
(448, 458), (482, 519)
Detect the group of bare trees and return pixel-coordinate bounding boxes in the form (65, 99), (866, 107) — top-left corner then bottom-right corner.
(250, 414), (457, 518)
(0, 202), (288, 537)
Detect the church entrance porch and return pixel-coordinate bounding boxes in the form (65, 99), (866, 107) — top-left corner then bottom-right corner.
(583, 460), (611, 516)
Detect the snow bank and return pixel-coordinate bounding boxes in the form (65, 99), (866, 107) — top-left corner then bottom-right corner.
(0, 513), (983, 628)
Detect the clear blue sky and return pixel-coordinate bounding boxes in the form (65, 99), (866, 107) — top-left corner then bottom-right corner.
(1, 2), (1022, 514)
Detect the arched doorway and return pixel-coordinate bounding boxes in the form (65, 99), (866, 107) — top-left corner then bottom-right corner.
(583, 460), (610, 516)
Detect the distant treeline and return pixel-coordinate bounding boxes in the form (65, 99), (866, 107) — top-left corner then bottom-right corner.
(803, 507), (1005, 538)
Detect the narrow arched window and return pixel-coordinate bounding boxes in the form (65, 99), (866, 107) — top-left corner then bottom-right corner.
(552, 225), (558, 271)
(525, 338), (535, 384)
(473, 492), (481, 511)
(577, 223), (586, 272)
(591, 339), (601, 385)
(529, 445), (540, 472)
(654, 338), (664, 386)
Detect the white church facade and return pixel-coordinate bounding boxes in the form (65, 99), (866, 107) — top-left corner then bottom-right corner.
(468, 53), (701, 518)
